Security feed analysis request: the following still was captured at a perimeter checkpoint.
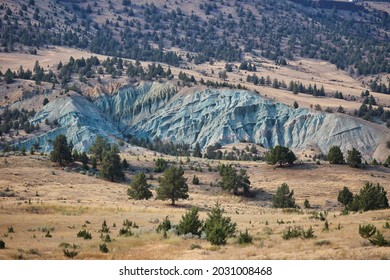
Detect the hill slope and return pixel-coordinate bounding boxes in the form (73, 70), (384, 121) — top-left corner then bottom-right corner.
(17, 82), (390, 161)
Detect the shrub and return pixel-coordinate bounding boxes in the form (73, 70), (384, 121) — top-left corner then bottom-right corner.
(359, 224), (390, 246)
(351, 182), (389, 212)
(0, 239), (5, 249)
(323, 220), (329, 232)
(238, 230), (253, 244)
(304, 199), (310, 209)
(102, 234), (111, 243)
(301, 226), (315, 239)
(123, 219), (138, 228)
(7, 226), (14, 233)
(204, 203), (236, 245)
(359, 224), (376, 238)
(192, 175), (200, 185)
(99, 243), (109, 253)
(282, 227), (302, 240)
(119, 227), (133, 237)
(156, 216), (172, 233)
(63, 249), (79, 258)
(190, 244), (202, 250)
(369, 232), (390, 247)
(100, 220), (109, 233)
(272, 183), (296, 208)
(337, 187), (353, 206)
(315, 240), (331, 246)
(177, 207), (203, 236)
(77, 229), (92, 240)
(155, 158), (168, 172)
(384, 222), (390, 229)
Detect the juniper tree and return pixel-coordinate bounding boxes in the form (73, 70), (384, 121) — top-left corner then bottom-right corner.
(265, 145), (296, 166)
(89, 136), (111, 162)
(337, 187), (353, 207)
(156, 166), (188, 205)
(204, 203), (236, 245)
(50, 134), (72, 166)
(193, 143), (202, 158)
(127, 173), (153, 200)
(100, 145), (124, 182)
(272, 183), (296, 208)
(176, 207), (203, 236)
(346, 147), (362, 168)
(327, 146), (344, 164)
(351, 182), (389, 211)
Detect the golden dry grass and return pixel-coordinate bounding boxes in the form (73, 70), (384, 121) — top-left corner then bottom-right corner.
(0, 154), (389, 260)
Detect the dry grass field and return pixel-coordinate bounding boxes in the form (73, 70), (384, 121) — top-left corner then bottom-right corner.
(0, 153), (389, 260)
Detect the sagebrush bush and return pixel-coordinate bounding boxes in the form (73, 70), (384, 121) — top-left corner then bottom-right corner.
(315, 240), (331, 246)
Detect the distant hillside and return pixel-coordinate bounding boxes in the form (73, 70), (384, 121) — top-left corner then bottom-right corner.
(0, 0), (389, 74)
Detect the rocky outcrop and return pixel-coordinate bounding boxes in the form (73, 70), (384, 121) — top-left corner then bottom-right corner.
(123, 89), (388, 160)
(19, 95), (122, 152)
(19, 82), (389, 160)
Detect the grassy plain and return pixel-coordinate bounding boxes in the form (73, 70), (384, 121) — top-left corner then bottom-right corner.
(0, 153), (389, 260)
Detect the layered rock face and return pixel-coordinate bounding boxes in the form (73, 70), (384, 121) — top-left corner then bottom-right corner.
(22, 94), (122, 152)
(19, 82), (389, 160)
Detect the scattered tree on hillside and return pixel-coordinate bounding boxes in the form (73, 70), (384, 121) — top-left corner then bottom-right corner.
(100, 145), (124, 182)
(127, 172), (153, 200)
(327, 146), (344, 164)
(50, 134), (73, 166)
(349, 182), (389, 212)
(80, 152), (89, 170)
(337, 187), (354, 207)
(204, 202), (236, 245)
(89, 136), (111, 162)
(156, 166), (188, 205)
(193, 143), (202, 158)
(218, 164), (251, 196)
(4, 69), (14, 84)
(155, 158), (168, 172)
(346, 147), (362, 168)
(176, 207), (203, 236)
(272, 183), (296, 208)
(265, 145), (296, 166)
